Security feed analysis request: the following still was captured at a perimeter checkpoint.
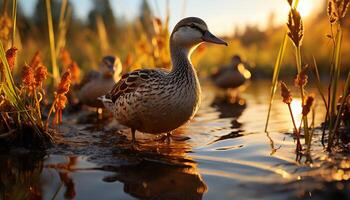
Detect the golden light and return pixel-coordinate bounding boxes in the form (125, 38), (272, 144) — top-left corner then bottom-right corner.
(290, 99), (303, 127)
(237, 64), (251, 79)
(297, 0), (314, 17)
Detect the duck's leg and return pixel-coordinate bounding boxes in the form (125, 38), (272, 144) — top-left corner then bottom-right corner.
(155, 131), (191, 142)
(131, 128), (136, 145)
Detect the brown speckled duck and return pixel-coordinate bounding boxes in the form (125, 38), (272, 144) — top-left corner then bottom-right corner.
(100, 17), (227, 144)
(78, 56), (122, 108)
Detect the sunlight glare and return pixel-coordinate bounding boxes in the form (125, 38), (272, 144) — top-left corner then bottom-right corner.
(290, 99), (303, 127)
(297, 0), (314, 17)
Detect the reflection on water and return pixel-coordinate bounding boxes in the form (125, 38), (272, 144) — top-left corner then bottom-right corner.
(0, 80), (349, 200)
(102, 160), (206, 200)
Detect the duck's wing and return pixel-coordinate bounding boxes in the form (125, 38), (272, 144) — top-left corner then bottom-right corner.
(77, 70), (100, 89)
(105, 69), (161, 103)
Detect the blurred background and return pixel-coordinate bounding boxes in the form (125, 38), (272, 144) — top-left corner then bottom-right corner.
(1, 0), (349, 78)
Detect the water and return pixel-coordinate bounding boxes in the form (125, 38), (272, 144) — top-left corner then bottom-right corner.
(1, 80), (350, 200)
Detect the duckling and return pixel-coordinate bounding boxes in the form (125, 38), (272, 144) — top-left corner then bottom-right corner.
(100, 17), (227, 144)
(78, 56), (122, 108)
(211, 55), (251, 89)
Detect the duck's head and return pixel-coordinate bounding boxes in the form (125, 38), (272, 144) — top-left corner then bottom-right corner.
(100, 56), (122, 80)
(171, 17), (227, 50)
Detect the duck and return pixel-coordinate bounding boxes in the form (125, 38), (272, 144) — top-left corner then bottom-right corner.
(78, 56), (122, 108)
(100, 17), (227, 144)
(211, 55), (251, 89)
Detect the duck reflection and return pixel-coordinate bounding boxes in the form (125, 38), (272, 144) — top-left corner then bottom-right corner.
(102, 159), (207, 200)
(98, 127), (207, 200)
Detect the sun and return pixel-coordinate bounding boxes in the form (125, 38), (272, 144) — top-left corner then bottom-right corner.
(297, 1), (314, 17)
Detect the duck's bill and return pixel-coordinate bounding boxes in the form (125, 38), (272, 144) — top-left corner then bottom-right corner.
(202, 31), (228, 46)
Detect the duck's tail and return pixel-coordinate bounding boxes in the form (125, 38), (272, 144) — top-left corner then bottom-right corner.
(98, 95), (114, 111)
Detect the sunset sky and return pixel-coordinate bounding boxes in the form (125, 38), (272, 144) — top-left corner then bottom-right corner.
(20, 0), (325, 36)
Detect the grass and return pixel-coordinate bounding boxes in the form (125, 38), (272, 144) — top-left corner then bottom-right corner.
(0, 1), (75, 150)
(45, 0), (60, 86)
(270, 0), (350, 153)
(265, 0), (299, 132)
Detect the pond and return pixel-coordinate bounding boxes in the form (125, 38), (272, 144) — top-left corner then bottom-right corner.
(1, 80), (349, 200)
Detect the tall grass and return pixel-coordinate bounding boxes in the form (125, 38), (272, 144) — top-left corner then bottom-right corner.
(11, 0), (17, 47)
(265, 0), (299, 132)
(56, 0), (70, 57)
(272, 0), (350, 153)
(326, 0), (349, 150)
(45, 0), (59, 86)
(0, 41), (43, 138)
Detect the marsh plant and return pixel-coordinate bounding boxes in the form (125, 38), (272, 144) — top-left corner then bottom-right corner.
(0, 0), (76, 149)
(266, 0), (350, 153)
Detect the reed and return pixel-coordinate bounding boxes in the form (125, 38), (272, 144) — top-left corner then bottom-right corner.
(45, 0), (59, 86)
(55, 0), (70, 57)
(326, 0), (349, 150)
(11, 0), (17, 47)
(270, 0), (350, 153)
(265, 0), (299, 132)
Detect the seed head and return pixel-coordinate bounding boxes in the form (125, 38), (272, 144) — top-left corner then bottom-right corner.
(21, 64), (36, 89)
(287, 8), (304, 47)
(302, 94), (315, 116)
(67, 62), (81, 84)
(60, 49), (72, 67)
(281, 81), (293, 104)
(34, 64), (48, 87)
(6, 47), (18, 71)
(57, 71), (72, 95)
(327, 0), (350, 24)
(55, 94), (68, 110)
(295, 66), (309, 88)
(0, 16), (12, 41)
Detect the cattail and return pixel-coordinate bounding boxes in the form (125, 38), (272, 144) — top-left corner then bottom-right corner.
(60, 48), (72, 67)
(302, 94), (315, 116)
(287, 8), (304, 47)
(295, 66), (309, 88)
(287, 0), (293, 6)
(34, 64), (48, 87)
(21, 64), (36, 90)
(0, 16), (12, 41)
(29, 51), (42, 69)
(55, 94), (68, 111)
(6, 47), (18, 71)
(57, 71), (71, 95)
(281, 81), (293, 104)
(67, 62), (81, 84)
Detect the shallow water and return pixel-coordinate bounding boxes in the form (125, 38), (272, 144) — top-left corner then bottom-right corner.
(1, 80), (350, 200)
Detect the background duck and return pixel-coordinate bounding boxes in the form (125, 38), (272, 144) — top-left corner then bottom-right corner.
(211, 55), (251, 89)
(100, 17), (227, 144)
(78, 56), (122, 108)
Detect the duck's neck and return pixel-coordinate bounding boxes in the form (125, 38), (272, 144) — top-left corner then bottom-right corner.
(170, 44), (196, 76)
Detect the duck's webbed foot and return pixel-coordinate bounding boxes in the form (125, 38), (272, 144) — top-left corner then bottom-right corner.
(155, 132), (190, 142)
